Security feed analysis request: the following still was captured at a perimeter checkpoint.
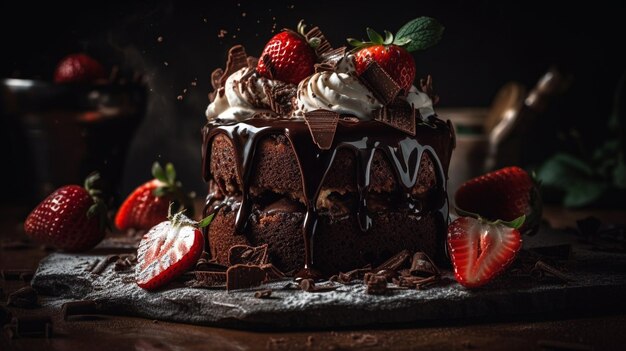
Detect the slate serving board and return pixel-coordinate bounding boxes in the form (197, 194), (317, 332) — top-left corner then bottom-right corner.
(31, 237), (626, 329)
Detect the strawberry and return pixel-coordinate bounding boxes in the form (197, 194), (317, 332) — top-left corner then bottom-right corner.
(447, 216), (523, 288)
(54, 53), (107, 83)
(115, 162), (193, 232)
(348, 17), (444, 93)
(455, 166), (542, 235)
(256, 21), (318, 84)
(24, 173), (108, 252)
(136, 209), (214, 290)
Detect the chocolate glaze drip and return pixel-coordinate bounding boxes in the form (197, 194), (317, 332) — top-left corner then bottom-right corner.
(202, 117), (454, 278)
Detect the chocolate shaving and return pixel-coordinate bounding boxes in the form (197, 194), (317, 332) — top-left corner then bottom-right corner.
(219, 45), (248, 87)
(265, 83), (297, 115)
(91, 255), (119, 275)
(85, 259), (100, 273)
(303, 109), (340, 150)
(305, 26), (332, 56)
(298, 278), (338, 293)
(336, 265), (373, 284)
(364, 273), (388, 295)
(531, 260), (573, 283)
(254, 289), (272, 299)
(226, 264), (266, 291)
(228, 244), (269, 266)
(359, 61), (402, 105)
(7, 286), (38, 308)
(6, 316), (53, 339)
(114, 254), (137, 272)
(210, 68), (224, 91)
(419, 75), (439, 105)
(374, 269), (399, 282)
(61, 300), (98, 321)
(374, 250), (411, 272)
(409, 252), (440, 278)
(319, 47), (347, 64)
(373, 98), (417, 136)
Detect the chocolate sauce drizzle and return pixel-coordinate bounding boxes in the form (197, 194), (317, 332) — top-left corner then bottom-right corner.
(202, 117), (454, 278)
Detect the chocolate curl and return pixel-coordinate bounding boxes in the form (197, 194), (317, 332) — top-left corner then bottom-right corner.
(228, 244), (269, 266)
(265, 83), (297, 115)
(374, 99), (417, 136)
(419, 75), (440, 105)
(254, 289), (273, 299)
(219, 45), (249, 87)
(303, 109), (340, 150)
(358, 61), (402, 105)
(305, 26), (333, 56)
(374, 250), (411, 272)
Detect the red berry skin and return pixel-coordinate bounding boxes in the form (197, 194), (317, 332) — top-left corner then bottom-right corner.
(354, 44), (416, 93)
(24, 185), (105, 252)
(54, 53), (106, 83)
(115, 179), (170, 232)
(256, 31), (317, 85)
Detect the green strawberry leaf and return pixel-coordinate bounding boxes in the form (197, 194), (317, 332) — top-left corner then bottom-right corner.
(495, 215), (526, 230)
(347, 38), (364, 47)
(197, 213), (215, 228)
(393, 37), (411, 46)
(383, 30), (394, 45)
(165, 163), (176, 185)
(152, 186), (168, 198)
(395, 17), (444, 52)
(152, 162), (168, 183)
(366, 28), (384, 44)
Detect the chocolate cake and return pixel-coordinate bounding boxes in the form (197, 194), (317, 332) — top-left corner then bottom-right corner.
(201, 23), (454, 277)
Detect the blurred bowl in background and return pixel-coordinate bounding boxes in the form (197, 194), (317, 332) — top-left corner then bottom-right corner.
(1, 79), (147, 206)
(438, 107), (489, 210)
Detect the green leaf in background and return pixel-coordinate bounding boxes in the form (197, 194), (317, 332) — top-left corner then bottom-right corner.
(537, 153), (606, 207)
(395, 17), (444, 52)
(165, 163), (176, 184)
(152, 162), (168, 183)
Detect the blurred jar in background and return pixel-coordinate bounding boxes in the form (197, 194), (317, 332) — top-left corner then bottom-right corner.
(1, 79), (147, 208)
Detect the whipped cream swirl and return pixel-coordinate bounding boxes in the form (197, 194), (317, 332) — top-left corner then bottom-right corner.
(206, 67), (282, 121)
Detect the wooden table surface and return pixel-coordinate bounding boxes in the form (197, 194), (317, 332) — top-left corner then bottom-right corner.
(2, 204), (626, 351)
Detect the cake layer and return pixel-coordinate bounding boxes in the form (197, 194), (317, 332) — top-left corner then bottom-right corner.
(207, 205), (441, 275)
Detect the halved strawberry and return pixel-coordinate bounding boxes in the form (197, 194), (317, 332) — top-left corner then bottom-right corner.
(455, 166), (542, 235)
(135, 209), (213, 290)
(447, 216), (523, 288)
(115, 162), (193, 232)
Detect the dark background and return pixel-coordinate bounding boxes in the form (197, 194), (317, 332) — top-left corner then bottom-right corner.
(1, 0), (625, 204)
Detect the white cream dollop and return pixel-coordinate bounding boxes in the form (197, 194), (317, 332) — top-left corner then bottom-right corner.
(205, 67), (275, 121)
(294, 55), (381, 120)
(407, 85), (435, 118)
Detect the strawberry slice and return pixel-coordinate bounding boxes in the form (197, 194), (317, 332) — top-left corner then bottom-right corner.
(136, 209), (213, 290)
(447, 216), (523, 288)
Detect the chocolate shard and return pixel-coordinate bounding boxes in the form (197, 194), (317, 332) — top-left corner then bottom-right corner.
(7, 316), (53, 338)
(228, 244), (269, 266)
(211, 68), (224, 91)
(358, 61), (402, 105)
(298, 278), (339, 293)
(219, 45), (249, 87)
(364, 273), (388, 295)
(254, 289), (272, 299)
(373, 98), (417, 136)
(409, 252), (440, 278)
(319, 47), (347, 64)
(305, 26), (332, 56)
(374, 250), (411, 272)
(265, 83), (297, 115)
(61, 300), (98, 321)
(336, 265), (372, 284)
(196, 258), (229, 272)
(226, 264), (266, 291)
(303, 109), (340, 150)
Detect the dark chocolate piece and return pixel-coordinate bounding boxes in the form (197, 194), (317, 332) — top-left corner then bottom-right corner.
(337, 265), (372, 284)
(319, 47), (347, 65)
(61, 300), (98, 321)
(228, 244), (269, 266)
(298, 278), (338, 293)
(226, 264), (266, 291)
(219, 45), (248, 87)
(114, 254), (136, 272)
(260, 263), (286, 281)
(531, 260), (573, 283)
(189, 271), (227, 288)
(358, 61), (401, 105)
(305, 26), (332, 56)
(7, 316), (52, 338)
(85, 259), (100, 273)
(7, 286), (38, 308)
(303, 109), (340, 150)
(254, 289), (272, 299)
(374, 250), (411, 272)
(364, 273), (388, 295)
(374, 99), (417, 136)
(409, 252), (439, 278)
(265, 83), (297, 115)
(91, 255), (119, 275)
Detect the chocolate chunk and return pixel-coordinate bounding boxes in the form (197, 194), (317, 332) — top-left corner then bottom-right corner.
(189, 271), (227, 288)
(305, 26), (332, 56)
(364, 273), (388, 295)
(375, 269), (399, 282)
(196, 258), (228, 272)
(7, 286), (38, 308)
(228, 244), (269, 266)
(226, 264), (266, 291)
(61, 300), (98, 321)
(319, 47), (347, 65)
(358, 61), (401, 105)
(373, 98), (417, 136)
(374, 250), (411, 272)
(254, 289), (272, 299)
(298, 278), (338, 293)
(91, 255), (119, 275)
(336, 265), (372, 284)
(409, 252), (439, 278)
(219, 45), (249, 87)
(265, 83), (297, 115)
(114, 254), (137, 272)
(303, 109), (340, 150)
(314, 62), (336, 73)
